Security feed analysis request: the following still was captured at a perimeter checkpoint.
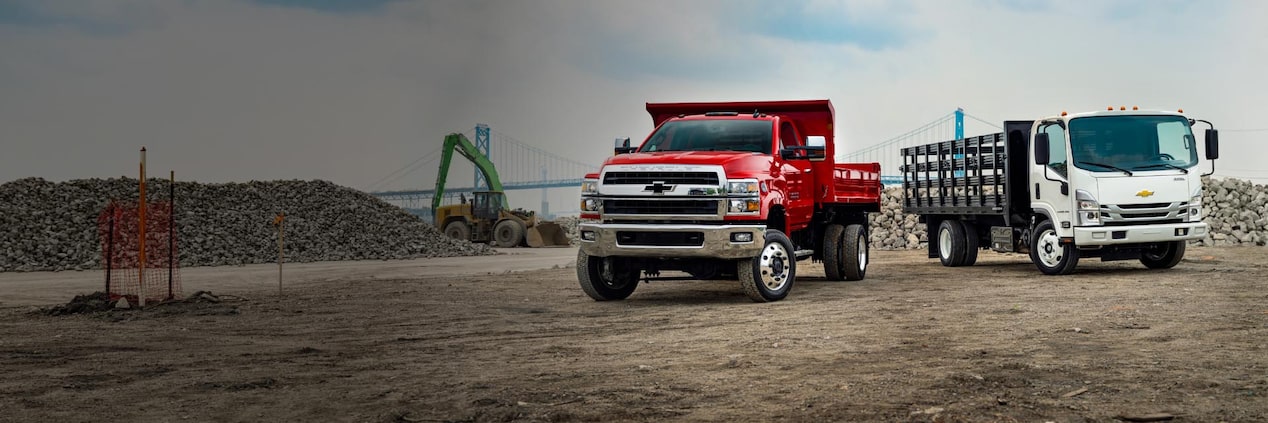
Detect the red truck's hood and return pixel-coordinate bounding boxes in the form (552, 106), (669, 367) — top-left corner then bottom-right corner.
(604, 151), (767, 167)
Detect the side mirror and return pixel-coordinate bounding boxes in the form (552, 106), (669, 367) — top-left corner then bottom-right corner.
(614, 137), (635, 155)
(1033, 133), (1050, 165)
(806, 135), (826, 148)
(1204, 129), (1219, 160)
(780, 146), (826, 161)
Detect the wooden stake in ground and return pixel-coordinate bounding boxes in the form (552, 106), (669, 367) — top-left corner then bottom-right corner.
(139, 147), (147, 307)
(275, 213), (285, 295)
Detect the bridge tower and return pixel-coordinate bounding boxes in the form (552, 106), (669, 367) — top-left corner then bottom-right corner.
(954, 108), (965, 139)
(540, 167), (550, 218)
(474, 124), (491, 190)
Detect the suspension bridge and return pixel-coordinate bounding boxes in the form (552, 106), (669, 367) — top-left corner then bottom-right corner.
(368, 109), (1000, 217)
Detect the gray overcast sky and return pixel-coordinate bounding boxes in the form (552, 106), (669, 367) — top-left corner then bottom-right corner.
(3, 0), (1266, 212)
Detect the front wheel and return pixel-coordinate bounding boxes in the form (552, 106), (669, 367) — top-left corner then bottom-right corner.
(492, 219), (525, 248)
(577, 250), (639, 301)
(1028, 220), (1079, 275)
(1140, 241), (1186, 269)
(738, 230), (796, 302)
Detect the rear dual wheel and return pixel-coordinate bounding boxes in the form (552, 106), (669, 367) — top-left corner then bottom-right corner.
(936, 220), (979, 267)
(823, 223), (868, 281)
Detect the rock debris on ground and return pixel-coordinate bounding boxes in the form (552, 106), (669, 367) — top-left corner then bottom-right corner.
(0, 178), (492, 272)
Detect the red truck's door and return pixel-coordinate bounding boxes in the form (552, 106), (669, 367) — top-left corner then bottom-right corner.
(776, 120), (814, 231)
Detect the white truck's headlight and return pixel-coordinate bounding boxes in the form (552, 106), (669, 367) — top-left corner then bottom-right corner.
(727, 180), (759, 194)
(1076, 189), (1101, 226)
(1189, 190), (1202, 221)
(580, 198), (601, 212)
(581, 179), (599, 195)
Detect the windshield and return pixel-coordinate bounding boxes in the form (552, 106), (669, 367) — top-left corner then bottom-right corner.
(1069, 115), (1198, 172)
(639, 119), (773, 153)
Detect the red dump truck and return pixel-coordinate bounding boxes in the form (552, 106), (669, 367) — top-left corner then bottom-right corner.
(577, 100), (882, 302)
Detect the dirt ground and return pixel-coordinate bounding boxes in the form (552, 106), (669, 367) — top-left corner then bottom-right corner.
(1, 246), (1266, 422)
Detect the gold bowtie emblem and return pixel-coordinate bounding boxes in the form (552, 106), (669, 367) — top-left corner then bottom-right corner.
(1136, 189), (1154, 198)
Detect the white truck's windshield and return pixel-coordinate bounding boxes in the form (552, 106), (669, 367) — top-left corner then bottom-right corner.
(640, 119), (773, 154)
(1069, 115), (1198, 172)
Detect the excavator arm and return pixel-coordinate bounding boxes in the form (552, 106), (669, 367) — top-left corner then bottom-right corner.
(433, 133), (505, 213)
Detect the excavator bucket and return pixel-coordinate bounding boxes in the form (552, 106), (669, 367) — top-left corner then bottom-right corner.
(525, 221), (571, 247)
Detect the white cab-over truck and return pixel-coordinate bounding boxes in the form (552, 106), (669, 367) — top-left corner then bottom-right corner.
(901, 108), (1220, 274)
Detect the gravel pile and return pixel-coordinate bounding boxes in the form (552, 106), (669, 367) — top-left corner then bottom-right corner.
(0, 178), (492, 272)
(867, 177), (1268, 250)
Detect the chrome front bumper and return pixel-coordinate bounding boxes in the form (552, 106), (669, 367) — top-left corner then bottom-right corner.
(577, 223), (765, 259)
(1073, 222), (1208, 246)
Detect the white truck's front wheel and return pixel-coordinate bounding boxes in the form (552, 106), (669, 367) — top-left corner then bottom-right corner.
(1140, 241), (1186, 269)
(1029, 220), (1079, 275)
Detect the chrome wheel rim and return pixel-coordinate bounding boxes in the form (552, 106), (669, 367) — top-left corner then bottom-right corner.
(939, 227), (953, 261)
(1036, 229), (1063, 268)
(857, 234), (868, 271)
(758, 241), (791, 291)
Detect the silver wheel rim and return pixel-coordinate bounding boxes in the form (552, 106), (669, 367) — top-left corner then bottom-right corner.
(939, 227), (953, 260)
(1036, 228), (1063, 268)
(758, 241), (790, 291)
(856, 234), (867, 272)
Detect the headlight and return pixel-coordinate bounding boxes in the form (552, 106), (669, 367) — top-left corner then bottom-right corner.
(728, 199), (760, 214)
(581, 179), (598, 195)
(727, 180), (759, 195)
(1075, 189), (1100, 226)
(580, 198), (601, 212)
(1189, 194), (1202, 221)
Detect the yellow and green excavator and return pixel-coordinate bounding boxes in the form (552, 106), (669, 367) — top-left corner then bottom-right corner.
(432, 133), (569, 248)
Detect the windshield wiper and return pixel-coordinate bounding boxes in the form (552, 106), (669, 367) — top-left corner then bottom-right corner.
(1076, 161), (1133, 176)
(1133, 163), (1189, 174)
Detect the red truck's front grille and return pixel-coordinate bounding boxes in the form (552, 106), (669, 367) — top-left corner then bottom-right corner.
(603, 199), (719, 215)
(603, 172), (719, 186)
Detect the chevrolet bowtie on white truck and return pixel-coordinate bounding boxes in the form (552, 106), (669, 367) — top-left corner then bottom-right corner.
(577, 100), (882, 302)
(901, 108), (1220, 274)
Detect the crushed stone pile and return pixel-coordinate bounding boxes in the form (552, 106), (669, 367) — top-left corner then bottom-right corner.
(865, 176), (1267, 250)
(0, 178), (492, 272)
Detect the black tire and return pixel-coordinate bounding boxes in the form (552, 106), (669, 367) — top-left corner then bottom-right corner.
(738, 229), (796, 302)
(937, 220), (967, 267)
(443, 220), (470, 241)
(576, 250), (639, 301)
(1028, 220), (1079, 275)
(492, 219), (525, 248)
(841, 224), (868, 281)
(822, 223), (845, 281)
(959, 221), (980, 266)
(1140, 241), (1186, 269)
